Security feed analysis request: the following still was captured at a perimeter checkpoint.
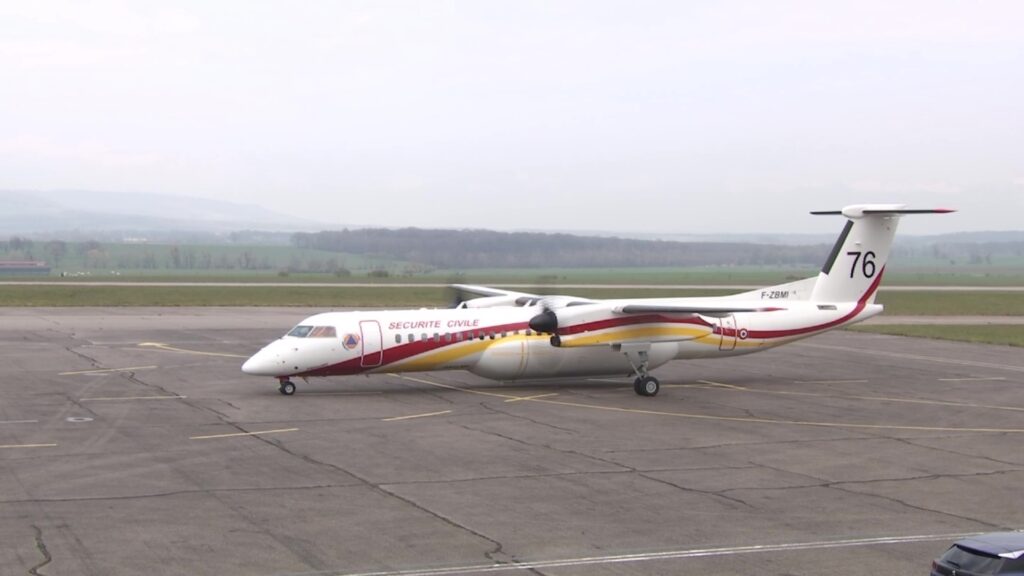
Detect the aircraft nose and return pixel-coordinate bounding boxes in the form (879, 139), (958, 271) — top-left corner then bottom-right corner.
(242, 347), (285, 376)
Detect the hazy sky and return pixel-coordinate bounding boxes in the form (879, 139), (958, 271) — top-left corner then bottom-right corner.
(2, 1), (1021, 234)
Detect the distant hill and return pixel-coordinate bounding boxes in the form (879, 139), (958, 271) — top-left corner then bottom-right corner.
(0, 190), (327, 236)
(293, 228), (832, 268)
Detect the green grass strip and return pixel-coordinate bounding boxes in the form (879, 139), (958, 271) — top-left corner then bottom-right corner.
(848, 324), (1024, 347)
(0, 285), (1022, 316)
(873, 291), (1024, 315)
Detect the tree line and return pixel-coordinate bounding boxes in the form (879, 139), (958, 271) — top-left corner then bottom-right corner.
(291, 228), (831, 268)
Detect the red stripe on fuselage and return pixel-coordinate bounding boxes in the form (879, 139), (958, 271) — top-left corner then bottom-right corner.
(740, 267), (885, 340)
(558, 314), (712, 336)
(297, 320), (531, 377)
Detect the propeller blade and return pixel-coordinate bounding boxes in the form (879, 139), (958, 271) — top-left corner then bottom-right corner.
(528, 309), (558, 334)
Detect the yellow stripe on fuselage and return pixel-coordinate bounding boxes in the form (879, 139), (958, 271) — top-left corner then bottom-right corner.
(559, 325), (710, 348)
(386, 334), (546, 372)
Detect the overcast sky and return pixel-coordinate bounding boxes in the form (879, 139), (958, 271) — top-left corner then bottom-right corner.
(2, 1), (1021, 234)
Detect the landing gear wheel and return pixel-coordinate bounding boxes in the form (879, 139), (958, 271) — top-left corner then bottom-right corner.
(278, 380), (296, 396)
(635, 376), (660, 397)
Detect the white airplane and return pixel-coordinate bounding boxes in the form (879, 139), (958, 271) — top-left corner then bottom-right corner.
(242, 204), (952, 397)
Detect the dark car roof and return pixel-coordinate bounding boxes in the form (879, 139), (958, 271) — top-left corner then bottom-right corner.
(956, 532), (1024, 559)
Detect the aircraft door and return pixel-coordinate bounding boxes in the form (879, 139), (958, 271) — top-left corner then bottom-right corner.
(718, 315), (737, 351)
(359, 320), (383, 367)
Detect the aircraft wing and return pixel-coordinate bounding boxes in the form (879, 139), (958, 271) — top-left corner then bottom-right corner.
(613, 304), (779, 317)
(449, 284), (546, 308)
(450, 284), (538, 299)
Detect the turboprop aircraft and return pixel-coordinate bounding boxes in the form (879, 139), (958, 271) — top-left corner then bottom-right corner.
(242, 204), (952, 397)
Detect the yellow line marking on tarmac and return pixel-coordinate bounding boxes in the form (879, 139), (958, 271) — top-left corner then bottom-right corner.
(59, 365), (158, 376)
(394, 374), (521, 400)
(504, 393), (558, 403)
(190, 428), (298, 440)
(395, 374), (563, 404)
(382, 410), (453, 422)
(0, 443), (57, 449)
(795, 379), (869, 384)
(302, 391), (384, 396)
(397, 375), (1024, 434)
(696, 379), (1024, 413)
(938, 377), (1007, 382)
(139, 342), (247, 358)
(80, 395), (187, 402)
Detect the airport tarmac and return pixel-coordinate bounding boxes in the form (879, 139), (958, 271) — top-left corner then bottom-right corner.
(2, 307), (1023, 575)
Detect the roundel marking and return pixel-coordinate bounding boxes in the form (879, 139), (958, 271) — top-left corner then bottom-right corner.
(342, 333), (361, 350)
(738, 328), (749, 340)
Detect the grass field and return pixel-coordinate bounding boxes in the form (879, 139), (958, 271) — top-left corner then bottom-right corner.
(1, 284), (1022, 315)
(5, 266), (1024, 287)
(872, 291), (1024, 315)
(847, 324), (1024, 347)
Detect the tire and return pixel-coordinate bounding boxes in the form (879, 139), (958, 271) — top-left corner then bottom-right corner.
(640, 376), (660, 397)
(279, 381), (296, 396)
(633, 377), (644, 395)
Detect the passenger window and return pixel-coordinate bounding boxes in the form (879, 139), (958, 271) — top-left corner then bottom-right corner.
(488, 332), (495, 340)
(525, 329), (533, 336)
(408, 333), (415, 342)
(395, 334), (402, 344)
(456, 332), (463, 342)
(444, 333), (452, 342)
(433, 333), (440, 342)
(421, 333), (428, 342)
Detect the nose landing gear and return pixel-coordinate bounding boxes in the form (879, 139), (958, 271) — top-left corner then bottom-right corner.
(278, 379), (296, 396)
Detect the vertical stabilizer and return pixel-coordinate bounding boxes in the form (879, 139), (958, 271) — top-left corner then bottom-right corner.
(809, 204), (953, 303)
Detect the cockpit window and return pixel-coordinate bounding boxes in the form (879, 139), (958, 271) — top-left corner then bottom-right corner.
(287, 325), (337, 338)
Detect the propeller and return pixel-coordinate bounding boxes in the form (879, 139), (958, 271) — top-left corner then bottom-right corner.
(528, 306), (558, 334)
(528, 295), (567, 335)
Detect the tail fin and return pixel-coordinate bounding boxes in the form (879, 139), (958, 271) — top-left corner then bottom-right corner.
(809, 204), (954, 303)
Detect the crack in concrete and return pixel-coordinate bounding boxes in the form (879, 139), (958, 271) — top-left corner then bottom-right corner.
(894, 436), (1024, 467)
(639, 473), (757, 509)
(684, 434), (879, 452)
(64, 346), (102, 370)
(28, 525), (52, 576)
(725, 463), (1019, 530)
(451, 421), (633, 479)
(479, 403), (578, 434)
(249, 433), (521, 568)
(829, 483), (1004, 530)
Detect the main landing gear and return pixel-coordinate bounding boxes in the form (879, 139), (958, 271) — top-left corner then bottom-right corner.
(617, 343), (660, 397)
(278, 378), (296, 396)
(633, 375), (660, 397)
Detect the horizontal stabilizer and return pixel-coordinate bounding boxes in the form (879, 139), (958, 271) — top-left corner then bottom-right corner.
(811, 205), (956, 218)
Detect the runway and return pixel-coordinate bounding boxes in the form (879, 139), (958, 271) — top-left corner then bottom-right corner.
(2, 307), (1023, 575)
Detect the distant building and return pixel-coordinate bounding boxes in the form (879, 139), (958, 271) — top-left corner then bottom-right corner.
(0, 261), (51, 276)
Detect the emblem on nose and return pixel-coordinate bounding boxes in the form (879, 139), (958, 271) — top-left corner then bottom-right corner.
(342, 333), (361, 350)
